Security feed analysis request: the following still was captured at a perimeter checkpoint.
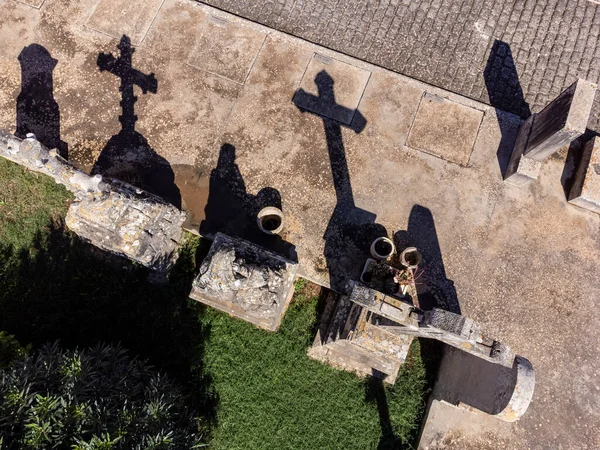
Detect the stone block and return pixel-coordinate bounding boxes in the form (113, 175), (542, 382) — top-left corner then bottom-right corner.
(293, 53), (370, 125)
(569, 136), (600, 214)
(524, 79), (597, 161)
(406, 93), (484, 165)
(189, 233), (298, 331)
(504, 114), (542, 187)
(85, 0), (164, 45)
(187, 14), (267, 84)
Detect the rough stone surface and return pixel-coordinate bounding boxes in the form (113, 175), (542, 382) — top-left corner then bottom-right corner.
(569, 136), (600, 213)
(0, 131), (186, 272)
(407, 93), (484, 166)
(504, 113), (541, 187)
(195, 0), (600, 132)
(85, 0), (164, 45)
(189, 233), (298, 331)
(524, 79), (597, 162)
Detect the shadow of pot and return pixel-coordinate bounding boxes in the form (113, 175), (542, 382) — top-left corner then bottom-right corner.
(257, 206), (284, 235)
(400, 247), (422, 269)
(370, 237), (395, 260)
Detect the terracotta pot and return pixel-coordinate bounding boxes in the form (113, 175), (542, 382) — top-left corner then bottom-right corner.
(400, 247), (422, 269)
(370, 237), (395, 260)
(257, 206), (284, 235)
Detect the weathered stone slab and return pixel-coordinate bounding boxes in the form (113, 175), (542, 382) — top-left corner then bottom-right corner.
(524, 79), (597, 162)
(85, 0), (164, 45)
(569, 136), (600, 214)
(189, 233), (298, 331)
(18, 0), (45, 8)
(293, 53), (370, 125)
(407, 93), (484, 165)
(0, 131), (187, 273)
(504, 114), (542, 187)
(187, 14), (267, 84)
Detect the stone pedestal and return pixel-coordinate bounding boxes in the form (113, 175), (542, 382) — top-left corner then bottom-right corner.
(504, 114), (542, 187)
(524, 79), (596, 161)
(189, 233), (298, 331)
(569, 136), (600, 214)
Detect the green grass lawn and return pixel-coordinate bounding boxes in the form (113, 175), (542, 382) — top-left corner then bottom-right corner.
(0, 158), (429, 449)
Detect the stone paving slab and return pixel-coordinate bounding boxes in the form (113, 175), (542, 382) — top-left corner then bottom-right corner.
(187, 13), (267, 84)
(0, 1), (599, 449)
(85, 0), (164, 45)
(294, 53), (371, 125)
(195, 0), (600, 132)
(407, 93), (484, 166)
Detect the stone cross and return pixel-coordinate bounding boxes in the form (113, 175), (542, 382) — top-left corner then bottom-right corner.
(293, 70), (366, 207)
(97, 35), (158, 133)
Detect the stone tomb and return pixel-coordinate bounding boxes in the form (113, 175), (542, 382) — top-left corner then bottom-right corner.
(569, 136), (600, 214)
(189, 233), (298, 331)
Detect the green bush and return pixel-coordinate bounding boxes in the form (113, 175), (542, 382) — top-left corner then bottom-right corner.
(0, 342), (205, 449)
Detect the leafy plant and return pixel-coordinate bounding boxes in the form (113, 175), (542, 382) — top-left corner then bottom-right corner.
(0, 342), (205, 449)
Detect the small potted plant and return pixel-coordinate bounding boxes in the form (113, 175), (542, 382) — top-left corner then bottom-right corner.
(370, 237), (395, 260)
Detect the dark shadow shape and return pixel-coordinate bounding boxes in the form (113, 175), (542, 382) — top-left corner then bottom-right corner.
(429, 346), (517, 415)
(294, 71), (386, 292)
(484, 40), (532, 176)
(365, 376), (400, 449)
(199, 144), (297, 262)
(16, 44), (68, 159)
(561, 129), (599, 198)
(0, 221), (217, 434)
(393, 205), (459, 314)
(91, 35), (181, 208)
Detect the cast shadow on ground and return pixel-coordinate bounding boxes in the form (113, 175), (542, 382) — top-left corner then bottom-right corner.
(365, 376), (399, 450)
(393, 205), (460, 314)
(484, 40), (532, 177)
(199, 143), (297, 262)
(16, 44), (68, 159)
(0, 222), (217, 432)
(91, 35), (181, 208)
(293, 70), (386, 292)
(561, 128), (599, 198)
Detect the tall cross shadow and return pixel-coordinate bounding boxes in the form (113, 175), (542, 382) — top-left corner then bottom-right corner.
(293, 71), (386, 292)
(92, 35), (181, 207)
(484, 40), (532, 177)
(16, 44), (68, 159)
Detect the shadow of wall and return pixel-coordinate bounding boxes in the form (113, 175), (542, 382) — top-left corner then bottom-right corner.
(484, 40), (531, 176)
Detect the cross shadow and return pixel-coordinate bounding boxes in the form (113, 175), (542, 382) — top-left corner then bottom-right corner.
(484, 40), (531, 176)
(91, 35), (181, 208)
(293, 70), (386, 292)
(393, 205), (459, 314)
(199, 144), (297, 261)
(365, 375), (400, 450)
(15, 44), (68, 159)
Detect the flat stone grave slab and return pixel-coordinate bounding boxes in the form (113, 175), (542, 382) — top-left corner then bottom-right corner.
(407, 93), (484, 165)
(187, 14), (267, 84)
(85, 0), (164, 45)
(18, 0), (45, 8)
(294, 53), (370, 125)
(189, 233), (298, 331)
